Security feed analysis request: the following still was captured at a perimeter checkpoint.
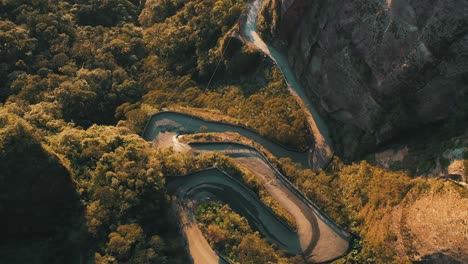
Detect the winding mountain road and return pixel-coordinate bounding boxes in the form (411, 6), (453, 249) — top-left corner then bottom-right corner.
(187, 142), (350, 263)
(146, 130), (351, 262)
(241, 0), (334, 170)
(143, 111), (309, 167)
(142, 0), (351, 263)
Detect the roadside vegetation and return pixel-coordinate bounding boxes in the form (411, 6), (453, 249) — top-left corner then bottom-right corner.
(196, 201), (305, 264)
(3, 0), (464, 263)
(257, 0), (282, 42)
(0, 0), (305, 262)
(217, 156), (298, 230)
(0, 101), (299, 263)
(0, 0), (308, 148)
(182, 131), (468, 262)
(278, 157), (467, 263)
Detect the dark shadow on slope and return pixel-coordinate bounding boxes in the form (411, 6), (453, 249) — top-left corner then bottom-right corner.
(0, 117), (93, 264)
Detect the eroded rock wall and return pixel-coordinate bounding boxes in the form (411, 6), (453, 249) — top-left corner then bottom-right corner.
(267, 0), (468, 158)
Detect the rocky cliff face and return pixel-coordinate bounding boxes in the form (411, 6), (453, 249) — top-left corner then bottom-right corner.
(261, 0), (468, 159)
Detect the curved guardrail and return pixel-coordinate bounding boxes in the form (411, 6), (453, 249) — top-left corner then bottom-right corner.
(167, 166), (297, 233)
(139, 0), (358, 261)
(142, 110), (310, 153)
(167, 167), (302, 254)
(142, 111), (311, 167)
(188, 141), (355, 240)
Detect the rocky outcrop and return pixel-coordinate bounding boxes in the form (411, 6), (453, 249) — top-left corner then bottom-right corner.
(262, 0), (468, 159)
(258, 0), (306, 44)
(386, 184), (468, 263)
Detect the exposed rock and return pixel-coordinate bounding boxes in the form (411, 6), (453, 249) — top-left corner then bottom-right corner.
(443, 147), (466, 161)
(444, 147), (467, 182)
(367, 183), (468, 263)
(279, 0), (295, 13)
(258, 0), (306, 45)
(393, 186), (468, 262)
(448, 161), (465, 179)
(263, 0), (468, 159)
(374, 145), (409, 168)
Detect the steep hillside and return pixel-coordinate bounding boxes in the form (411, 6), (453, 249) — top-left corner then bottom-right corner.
(259, 0), (468, 159)
(0, 113), (87, 263)
(276, 157), (468, 263)
(384, 184), (468, 263)
(0, 114), (71, 236)
(1, 0), (467, 263)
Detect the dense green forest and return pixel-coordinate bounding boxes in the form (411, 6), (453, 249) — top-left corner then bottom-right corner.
(0, 0), (308, 148)
(0, 0), (308, 262)
(271, 156), (466, 263)
(180, 131), (468, 263)
(2, 0), (466, 263)
(196, 201), (304, 264)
